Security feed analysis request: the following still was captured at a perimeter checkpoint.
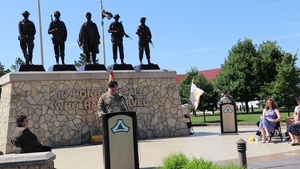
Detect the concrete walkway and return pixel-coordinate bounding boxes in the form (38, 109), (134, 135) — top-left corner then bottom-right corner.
(52, 125), (300, 169)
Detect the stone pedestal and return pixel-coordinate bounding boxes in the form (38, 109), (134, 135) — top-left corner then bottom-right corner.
(48, 64), (77, 71)
(16, 65), (45, 72)
(0, 70), (189, 154)
(107, 64), (134, 71)
(134, 64), (160, 71)
(78, 64), (107, 71)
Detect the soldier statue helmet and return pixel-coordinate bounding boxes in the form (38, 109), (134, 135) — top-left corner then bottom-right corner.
(140, 17), (146, 22)
(54, 11), (61, 16)
(22, 11), (30, 16)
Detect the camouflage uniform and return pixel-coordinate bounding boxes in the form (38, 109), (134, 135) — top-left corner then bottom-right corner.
(97, 92), (127, 117)
(220, 95), (235, 104)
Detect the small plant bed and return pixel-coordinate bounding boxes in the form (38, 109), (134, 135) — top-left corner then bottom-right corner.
(160, 152), (244, 169)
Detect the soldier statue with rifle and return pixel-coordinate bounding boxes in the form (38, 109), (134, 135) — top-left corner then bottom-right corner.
(18, 11), (36, 65)
(136, 17), (153, 65)
(108, 14), (131, 64)
(48, 11), (67, 65)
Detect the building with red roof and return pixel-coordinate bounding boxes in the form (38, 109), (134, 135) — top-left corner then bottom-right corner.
(175, 68), (221, 84)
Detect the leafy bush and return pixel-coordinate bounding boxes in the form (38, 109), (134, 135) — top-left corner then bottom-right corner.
(160, 152), (189, 169)
(160, 152), (244, 169)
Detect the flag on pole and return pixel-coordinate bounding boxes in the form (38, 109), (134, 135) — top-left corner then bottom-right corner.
(109, 70), (114, 82)
(102, 10), (113, 19)
(189, 82), (204, 110)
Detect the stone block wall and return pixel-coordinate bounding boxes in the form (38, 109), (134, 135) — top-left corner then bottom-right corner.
(0, 70), (188, 154)
(0, 152), (55, 169)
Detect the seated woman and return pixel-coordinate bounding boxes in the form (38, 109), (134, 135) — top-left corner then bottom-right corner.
(287, 98), (300, 145)
(286, 97), (300, 134)
(13, 115), (52, 153)
(258, 98), (281, 143)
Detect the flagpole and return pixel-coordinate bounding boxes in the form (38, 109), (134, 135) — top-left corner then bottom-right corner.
(37, 0), (44, 66)
(100, 0), (106, 66)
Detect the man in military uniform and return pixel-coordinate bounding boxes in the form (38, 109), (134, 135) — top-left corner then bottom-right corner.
(98, 81), (128, 117)
(108, 14), (130, 64)
(220, 90), (235, 104)
(136, 17), (152, 65)
(18, 11), (36, 65)
(78, 12), (100, 65)
(48, 11), (67, 65)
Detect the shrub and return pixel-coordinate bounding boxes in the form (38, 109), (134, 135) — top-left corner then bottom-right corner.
(160, 152), (189, 169)
(160, 152), (244, 169)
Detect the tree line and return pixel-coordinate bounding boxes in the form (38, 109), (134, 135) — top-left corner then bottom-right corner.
(178, 38), (300, 113)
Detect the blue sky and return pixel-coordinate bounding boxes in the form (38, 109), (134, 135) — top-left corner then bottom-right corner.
(1, 1), (300, 74)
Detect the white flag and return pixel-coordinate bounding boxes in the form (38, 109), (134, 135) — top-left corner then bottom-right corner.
(189, 83), (204, 110)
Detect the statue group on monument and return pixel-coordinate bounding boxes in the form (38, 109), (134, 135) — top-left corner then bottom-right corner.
(18, 10), (154, 66)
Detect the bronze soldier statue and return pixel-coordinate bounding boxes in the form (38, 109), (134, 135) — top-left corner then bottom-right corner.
(136, 17), (152, 65)
(48, 11), (67, 65)
(18, 11), (36, 65)
(108, 14), (130, 64)
(78, 12), (100, 65)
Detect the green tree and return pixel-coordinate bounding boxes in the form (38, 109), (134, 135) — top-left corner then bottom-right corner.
(214, 38), (259, 113)
(74, 53), (99, 69)
(178, 67), (219, 115)
(256, 41), (283, 87)
(260, 52), (300, 111)
(0, 62), (11, 77)
(11, 57), (25, 71)
(178, 67), (198, 104)
(0, 62), (11, 97)
(194, 75), (219, 113)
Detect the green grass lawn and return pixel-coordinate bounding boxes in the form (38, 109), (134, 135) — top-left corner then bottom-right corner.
(190, 108), (293, 125)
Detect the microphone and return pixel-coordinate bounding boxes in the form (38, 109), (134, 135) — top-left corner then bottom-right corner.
(120, 96), (128, 111)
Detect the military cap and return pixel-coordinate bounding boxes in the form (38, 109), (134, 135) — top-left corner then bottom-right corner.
(296, 96), (300, 100)
(108, 81), (118, 88)
(86, 12), (92, 16)
(54, 11), (61, 16)
(223, 90), (228, 94)
(113, 14), (120, 18)
(22, 11), (30, 15)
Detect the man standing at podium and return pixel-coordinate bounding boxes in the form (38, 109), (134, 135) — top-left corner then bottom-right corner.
(220, 90), (235, 104)
(98, 81), (128, 116)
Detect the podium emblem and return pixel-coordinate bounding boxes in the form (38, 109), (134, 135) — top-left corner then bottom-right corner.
(111, 119), (130, 133)
(224, 106), (233, 113)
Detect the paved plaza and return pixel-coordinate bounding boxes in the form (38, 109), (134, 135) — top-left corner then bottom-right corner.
(52, 125), (300, 169)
